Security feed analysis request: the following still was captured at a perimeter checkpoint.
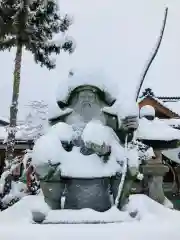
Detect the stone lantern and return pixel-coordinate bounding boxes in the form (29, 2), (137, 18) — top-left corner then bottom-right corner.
(139, 105), (170, 204)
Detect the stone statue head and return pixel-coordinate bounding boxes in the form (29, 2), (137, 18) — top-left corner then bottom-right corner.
(54, 84), (115, 126)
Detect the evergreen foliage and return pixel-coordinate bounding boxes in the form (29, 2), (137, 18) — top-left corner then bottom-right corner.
(0, 0), (74, 162)
(0, 0), (74, 69)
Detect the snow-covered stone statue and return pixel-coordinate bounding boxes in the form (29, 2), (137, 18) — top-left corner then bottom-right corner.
(31, 71), (180, 224)
(32, 71), (151, 217)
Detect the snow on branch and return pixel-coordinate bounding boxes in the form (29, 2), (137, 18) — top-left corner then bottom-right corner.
(19, 100), (49, 141)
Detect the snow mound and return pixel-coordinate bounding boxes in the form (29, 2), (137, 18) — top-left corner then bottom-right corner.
(32, 133), (121, 178)
(1, 194), (180, 225)
(0, 194), (46, 224)
(82, 120), (118, 146)
(60, 147), (121, 178)
(32, 133), (64, 166)
(50, 122), (74, 142)
(43, 206), (133, 224)
(136, 117), (180, 141)
(124, 194), (180, 221)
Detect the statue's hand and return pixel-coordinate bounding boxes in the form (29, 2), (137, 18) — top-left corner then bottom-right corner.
(85, 141), (111, 156)
(128, 166), (138, 177)
(121, 116), (139, 132)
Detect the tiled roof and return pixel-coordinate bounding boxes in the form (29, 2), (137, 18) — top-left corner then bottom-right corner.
(156, 96), (180, 102)
(0, 117), (9, 126)
(141, 88), (180, 100)
(139, 88), (180, 117)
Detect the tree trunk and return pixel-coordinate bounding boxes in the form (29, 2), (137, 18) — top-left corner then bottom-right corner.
(6, 43), (23, 163)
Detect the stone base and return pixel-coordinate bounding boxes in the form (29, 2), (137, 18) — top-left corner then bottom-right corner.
(142, 163), (169, 176)
(40, 177), (114, 212)
(40, 181), (65, 210)
(141, 163), (169, 204)
(63, 177), (112, 212)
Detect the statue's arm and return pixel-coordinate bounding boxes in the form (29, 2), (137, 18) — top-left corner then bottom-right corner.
(116, 129), (134, 144)
(116, 116), (139, 144)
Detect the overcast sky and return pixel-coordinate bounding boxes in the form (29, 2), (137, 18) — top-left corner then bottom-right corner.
(0, 0), (180, 120)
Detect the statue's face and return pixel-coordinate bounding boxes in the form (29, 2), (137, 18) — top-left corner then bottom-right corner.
(65, 88), (106, 125)
(78, 90), (96, 104)
(78, 90), (98, 122)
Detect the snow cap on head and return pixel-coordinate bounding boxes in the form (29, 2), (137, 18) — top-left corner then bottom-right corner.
(56, 69), (117, 108)
(140, 105), (155, 118)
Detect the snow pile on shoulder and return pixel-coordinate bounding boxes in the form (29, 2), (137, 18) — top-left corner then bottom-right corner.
(102, 97), (139, 120)
(136, 117), (180, 141)
(32, 134), (63, 166)
(32, 122), (74, 166)
(48, 100), (73, 121)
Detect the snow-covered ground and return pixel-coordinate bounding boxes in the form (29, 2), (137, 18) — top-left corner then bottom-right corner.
(0, 194), (180, 240)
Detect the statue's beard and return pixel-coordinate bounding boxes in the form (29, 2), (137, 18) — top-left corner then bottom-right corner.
(65, 104), (106, 126)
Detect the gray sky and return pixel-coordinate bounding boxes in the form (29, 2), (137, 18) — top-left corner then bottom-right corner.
(0, 0), (180, 120)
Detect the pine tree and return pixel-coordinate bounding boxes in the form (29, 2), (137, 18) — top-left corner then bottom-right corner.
(0, 0), (74, 162)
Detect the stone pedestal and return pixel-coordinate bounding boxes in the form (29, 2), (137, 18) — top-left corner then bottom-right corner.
(40, 181), (65, 210)
(174, 166), (180, 192)
(63, 177), (112, 212)
(142, 150), (169, 204)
